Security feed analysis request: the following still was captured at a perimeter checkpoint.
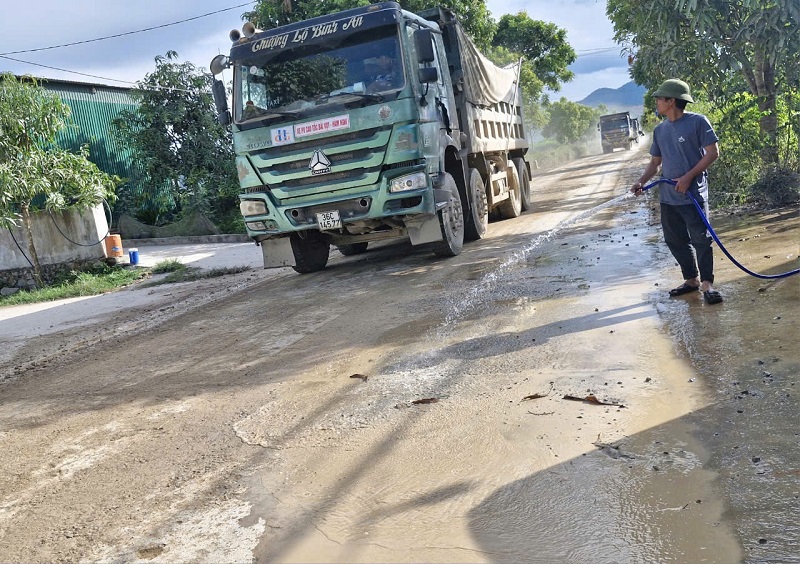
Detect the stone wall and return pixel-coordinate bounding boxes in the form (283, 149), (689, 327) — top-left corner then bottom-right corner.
(0, 259), (105, 294)
(0, 204), (110, 285)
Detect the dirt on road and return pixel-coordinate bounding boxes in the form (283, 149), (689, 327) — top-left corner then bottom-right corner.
(1, 144), (798, 563)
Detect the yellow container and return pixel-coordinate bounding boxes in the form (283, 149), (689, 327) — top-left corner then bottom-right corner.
(104, 234), (124, 258)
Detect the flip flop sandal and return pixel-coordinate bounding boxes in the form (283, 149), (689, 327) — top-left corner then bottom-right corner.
(703, 290), (723, 304)
(669, 282), (700, 296)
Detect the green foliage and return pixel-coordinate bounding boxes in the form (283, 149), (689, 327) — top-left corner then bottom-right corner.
(265, 56), (348, 103)
(0, 73), (120, 285)
(150, 259), (186, 274)
(0, 73), (119, 229)
(492, 12), (575, 93)
(541, 98), (600, 144)
(112, 52), (240, 226)
(144, 264), (250, 286)
(606, 0), (800, 165)
(244, 1), (577, 142)
(215, 209), (246, 235)
(527, 138), (593, 171)
(691, 92), (799, 207)
(245, 0), (497, 48)
(749, 167), (800, 206)
(0, 264), (145, 306)
(691, 97), (759, 206)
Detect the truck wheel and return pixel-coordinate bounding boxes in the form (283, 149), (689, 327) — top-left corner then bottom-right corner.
(498, 163), (521, 219)
(514, 157), (532, 212)
(464, 168), (488, 241)
(432, 173), (464, 257)
(337, 242), (368, 256)
(290, 231), (330, 273)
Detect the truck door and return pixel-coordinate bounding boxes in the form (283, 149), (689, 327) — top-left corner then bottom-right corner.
(413, 27), (458, 169)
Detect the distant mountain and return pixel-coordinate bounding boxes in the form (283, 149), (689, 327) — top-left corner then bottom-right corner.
(578, 81), (646, 117)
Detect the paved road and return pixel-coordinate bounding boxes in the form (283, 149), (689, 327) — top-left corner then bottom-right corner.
(122, 240), (264, 270)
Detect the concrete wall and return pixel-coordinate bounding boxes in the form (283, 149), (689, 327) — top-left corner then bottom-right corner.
(0, 204), (110, 270)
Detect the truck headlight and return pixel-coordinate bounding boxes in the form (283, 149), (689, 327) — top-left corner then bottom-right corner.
(389, 172), (427, 193)
(240, 200), (268, 216)
(246, 221), (267, 231)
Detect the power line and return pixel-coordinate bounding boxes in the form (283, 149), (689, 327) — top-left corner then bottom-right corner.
(0, 54), (196, 94)
(575, 47), (621, 56)
(0, 1), (255, 56)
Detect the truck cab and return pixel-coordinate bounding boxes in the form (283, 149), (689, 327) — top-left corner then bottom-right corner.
(211, 2), (528, 273)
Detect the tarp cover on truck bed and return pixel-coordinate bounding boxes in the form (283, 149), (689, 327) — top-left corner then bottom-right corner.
(456, 24), (519, 106)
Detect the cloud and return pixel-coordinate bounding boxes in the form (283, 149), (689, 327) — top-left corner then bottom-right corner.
(1, 0), (629, 102)
(1, 0), (247, 85)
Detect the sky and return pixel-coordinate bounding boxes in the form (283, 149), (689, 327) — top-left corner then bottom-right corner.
(0, 0), (631, 102)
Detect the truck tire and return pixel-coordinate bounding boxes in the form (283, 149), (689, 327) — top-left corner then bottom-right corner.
(514, 157), (532, 212)
(498, 163), (522, 219)
(290, 231), (330, 273)
(464, 168), (488, 241)
(432, 173), (464, 257)
(337, 242), (368, 256)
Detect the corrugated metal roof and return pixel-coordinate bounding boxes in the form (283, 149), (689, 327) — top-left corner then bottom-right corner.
(40, 81), (139, 183)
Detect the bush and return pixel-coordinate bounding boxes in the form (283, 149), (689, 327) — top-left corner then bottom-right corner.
(749, 167), (800, 207)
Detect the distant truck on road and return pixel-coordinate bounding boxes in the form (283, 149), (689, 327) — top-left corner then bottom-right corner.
(209, 2), (530, 273)
(597, 111), (643, 153)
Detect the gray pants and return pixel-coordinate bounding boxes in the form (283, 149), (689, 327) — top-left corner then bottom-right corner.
(660, 201), (714, 284)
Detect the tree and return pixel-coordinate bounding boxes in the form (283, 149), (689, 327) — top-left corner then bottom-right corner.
(245, 0), (497, 49)
(492, 12), (575, 94)
(244, 1), (574, 134)
(541, 98), (599, 145)
(607, 0), (800, 164)
(489, 11), (576, 135)
(113, 52), (240, 226)
(0, 73), (119, 286)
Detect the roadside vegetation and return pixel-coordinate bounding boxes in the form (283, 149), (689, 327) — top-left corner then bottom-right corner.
(0, 260), (250, 307)
(0, 263), (146, 306)
(2, 0), (795, 298)
(142, 260), (249, 286)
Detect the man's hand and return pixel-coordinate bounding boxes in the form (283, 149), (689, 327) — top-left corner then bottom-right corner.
(673, 173), (693, 193)
(631, 181), (644, 196)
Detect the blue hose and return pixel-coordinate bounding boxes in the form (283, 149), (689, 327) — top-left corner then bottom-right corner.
(642, 179), (799, 280)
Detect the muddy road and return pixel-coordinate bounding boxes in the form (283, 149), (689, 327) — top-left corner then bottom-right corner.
(1, 144), (798, 563)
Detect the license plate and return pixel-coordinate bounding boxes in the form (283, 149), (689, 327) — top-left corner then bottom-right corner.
(316, 210), (341, 230)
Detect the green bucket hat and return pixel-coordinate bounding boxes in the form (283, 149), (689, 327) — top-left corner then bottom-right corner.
(653, 79), (694, 102)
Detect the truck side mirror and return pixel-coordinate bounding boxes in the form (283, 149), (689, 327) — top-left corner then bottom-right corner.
(212, 79), (231, 126)
(414, 28), (435, 63)
(418, 67), (438, 84)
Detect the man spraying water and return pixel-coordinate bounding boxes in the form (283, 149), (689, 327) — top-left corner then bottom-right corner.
(631, 78), (723, 305)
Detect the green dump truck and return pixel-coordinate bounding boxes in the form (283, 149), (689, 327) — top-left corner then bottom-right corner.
(210, 2), (530, 273)
(597, 111), (642, 153)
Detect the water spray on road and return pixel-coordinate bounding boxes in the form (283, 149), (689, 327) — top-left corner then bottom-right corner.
(441, 192), (636, 329)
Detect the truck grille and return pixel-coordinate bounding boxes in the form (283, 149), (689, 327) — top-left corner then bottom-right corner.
(249, 126), (393, 200)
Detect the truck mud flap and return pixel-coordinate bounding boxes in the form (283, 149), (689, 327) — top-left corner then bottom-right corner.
(260, 237), (295, 268)
(406, 215), (443, 245)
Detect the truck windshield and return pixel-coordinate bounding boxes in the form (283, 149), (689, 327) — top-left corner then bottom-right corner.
(234, 27), (404, 124)
(602, 118), (629, 129)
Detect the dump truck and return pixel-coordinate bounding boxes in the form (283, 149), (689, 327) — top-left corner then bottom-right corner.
(210, 2), (530, 273)
(597, 111), (642, 153)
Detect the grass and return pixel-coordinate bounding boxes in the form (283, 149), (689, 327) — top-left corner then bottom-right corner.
(142, 263), (250, 286)
(0, 264), (147, 306)
(0, 260), (250, 307)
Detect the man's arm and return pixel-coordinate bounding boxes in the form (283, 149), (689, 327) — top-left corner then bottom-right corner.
(674, 142), (719, 193)
(631, 156), (663, 195)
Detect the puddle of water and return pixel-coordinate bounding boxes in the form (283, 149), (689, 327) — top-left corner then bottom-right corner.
(440, 193), (635, 328)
